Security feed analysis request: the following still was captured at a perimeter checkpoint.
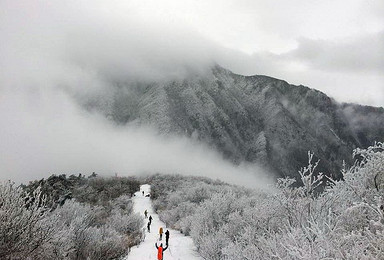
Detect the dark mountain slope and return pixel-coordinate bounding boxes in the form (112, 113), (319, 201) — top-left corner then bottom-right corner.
(82, 66), (384, 180)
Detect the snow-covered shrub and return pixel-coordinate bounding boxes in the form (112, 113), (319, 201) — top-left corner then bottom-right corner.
(159, 201), (196, 230)
(186, 189), (247, 259)
(1, 174), (142, 260)
(106, 194), (144, 249)
(38, 200), (99, 259)
(0, 182), (55, 259)
(77, 226), (126, 260)
(149, 174), (186, 202)
(150, 143), (384, 259)
(158, 182), (216, 229)
(196, 230), (228, 260)
(106, 209), (143, 235)
(260, 143), (384, 259)
(110, 194), (134, 214)
(40, 198), (135, 260)
(73, 176), (140, 206)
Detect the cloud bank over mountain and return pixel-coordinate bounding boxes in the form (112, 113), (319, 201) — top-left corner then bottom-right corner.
(0, 0), (383, 184)
(0, 86), (272, 188)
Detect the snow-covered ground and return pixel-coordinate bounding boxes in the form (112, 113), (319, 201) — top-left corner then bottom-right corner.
(124, 184), (202, 260)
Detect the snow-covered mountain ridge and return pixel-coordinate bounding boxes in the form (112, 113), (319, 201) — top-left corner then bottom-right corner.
(82, 65), (384, 180)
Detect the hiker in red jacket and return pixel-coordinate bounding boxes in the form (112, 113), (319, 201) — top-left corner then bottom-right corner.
(155, 242), (168, 260)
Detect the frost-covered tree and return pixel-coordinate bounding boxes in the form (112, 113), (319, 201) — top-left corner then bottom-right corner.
(0, 182), (55, 259)
(1, 174), (144, 260)
(41, 198), (138, 260)
(151, 143), (384, 259)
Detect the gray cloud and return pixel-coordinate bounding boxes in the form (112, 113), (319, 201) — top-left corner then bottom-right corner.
(0, 0), (383, 186)
(0, 0), (217, 88)
(285, 31), (384, 73)
(1, 0), (383, 105)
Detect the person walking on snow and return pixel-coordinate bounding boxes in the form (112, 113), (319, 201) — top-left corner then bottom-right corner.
(165, 229), (170, 246)
(149, 215), (153, 224)
(144, 209), (148, 218)
(147, 222), (151, 233)
(159, 227), (163, 240)
(155, 242), (168, 260)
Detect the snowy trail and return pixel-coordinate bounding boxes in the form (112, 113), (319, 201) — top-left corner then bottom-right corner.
(124, 184), (203, 260)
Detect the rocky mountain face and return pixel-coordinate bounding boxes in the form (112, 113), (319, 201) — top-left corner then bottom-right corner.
(81, 66), (384, 181)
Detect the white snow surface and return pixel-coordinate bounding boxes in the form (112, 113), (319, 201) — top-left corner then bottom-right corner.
(124, 184), (203, 260)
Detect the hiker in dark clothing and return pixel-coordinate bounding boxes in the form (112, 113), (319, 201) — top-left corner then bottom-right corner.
(155, 242), (168, 260)
(149, 215), (153, 224)
(165, 229), (170, 246)
(144, 209), (148, 218)
(147, 222), (151, 232)
(142, 191), (144, 196)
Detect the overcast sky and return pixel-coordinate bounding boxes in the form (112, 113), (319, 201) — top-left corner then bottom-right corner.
(1, 0), (383, 105)
(0, 0), (383, 184)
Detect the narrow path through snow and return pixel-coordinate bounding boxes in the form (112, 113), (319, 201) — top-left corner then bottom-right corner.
(124, 184), (203, 260)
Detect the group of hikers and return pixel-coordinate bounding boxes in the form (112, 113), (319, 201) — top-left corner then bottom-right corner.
(158, 226), (170, 245)
(142, 196), (170, 260)
(156, 227), (170, 260)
